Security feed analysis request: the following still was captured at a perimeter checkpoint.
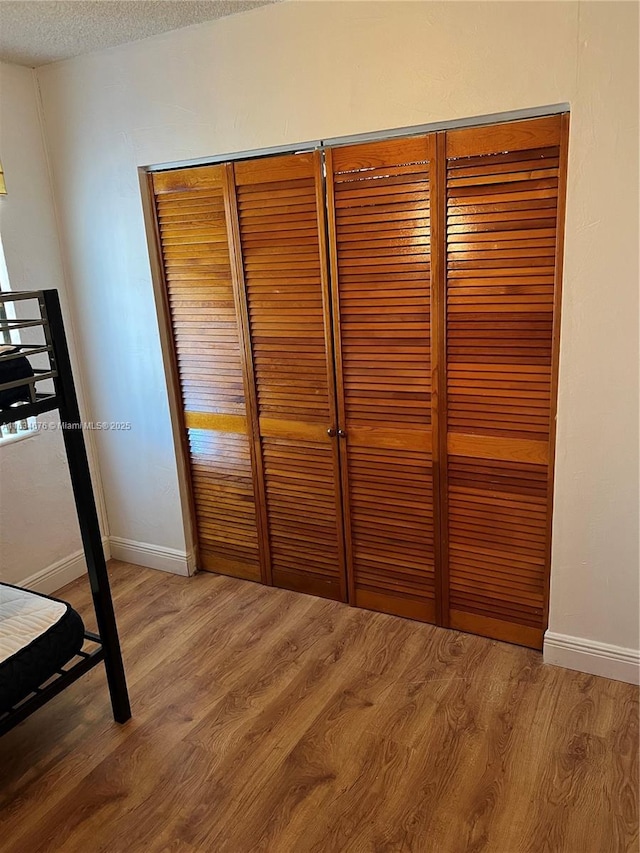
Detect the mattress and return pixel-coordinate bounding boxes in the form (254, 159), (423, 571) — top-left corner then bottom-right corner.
(0, 583), (85, 714)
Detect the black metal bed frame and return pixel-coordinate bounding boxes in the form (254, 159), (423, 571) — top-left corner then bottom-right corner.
(0, 289), (131, 736)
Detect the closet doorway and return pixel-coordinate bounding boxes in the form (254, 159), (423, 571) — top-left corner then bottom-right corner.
(144, 112), (569, 650)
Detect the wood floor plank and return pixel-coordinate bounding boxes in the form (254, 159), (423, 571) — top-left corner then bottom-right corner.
(0, 561), (637, 852)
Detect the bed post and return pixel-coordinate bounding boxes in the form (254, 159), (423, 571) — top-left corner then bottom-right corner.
(42, 290), (131, 724)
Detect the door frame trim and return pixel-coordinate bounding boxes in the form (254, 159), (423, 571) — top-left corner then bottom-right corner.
(142, 104), (570, 173)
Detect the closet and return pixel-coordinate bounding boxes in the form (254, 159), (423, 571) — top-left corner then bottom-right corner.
(148, 113), (569, 650)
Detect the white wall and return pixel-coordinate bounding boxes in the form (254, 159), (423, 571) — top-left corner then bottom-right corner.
(0, 62), (107, 591)
(35, 1), (639, 677)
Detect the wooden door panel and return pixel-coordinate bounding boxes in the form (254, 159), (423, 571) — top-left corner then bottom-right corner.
(443, 115), (568, 648)
(345, 442), (435, 621)
(327, 136), (437, 621)
(152, 166), (263, 582)
(233, 153), (346, 601)
(260, 435), (344, 600)
(187, 427), (260, 579)
(447, 455), (548, 648)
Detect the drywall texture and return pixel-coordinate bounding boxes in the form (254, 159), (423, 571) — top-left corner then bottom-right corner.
(0, 62), (88, 587)
(36, 2), (639, 654)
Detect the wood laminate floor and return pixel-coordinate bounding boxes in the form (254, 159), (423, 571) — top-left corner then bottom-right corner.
(1, 561), (638, 852)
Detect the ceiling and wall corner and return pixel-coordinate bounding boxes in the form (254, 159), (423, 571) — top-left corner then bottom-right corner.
(0, 0), (277, 67)
(1, 1), (638, 679)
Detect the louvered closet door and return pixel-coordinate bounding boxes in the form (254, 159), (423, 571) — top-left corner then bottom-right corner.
(152, 166), (264, 582)
(230, 153), (347, 601)
(326, 136), (438, 621)
(442, 115), (568, 648)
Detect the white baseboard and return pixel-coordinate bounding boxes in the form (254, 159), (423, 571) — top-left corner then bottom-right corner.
(22, 536), (111, 595)
(109, 536), (193, 577)
(544, 631), (640, 685)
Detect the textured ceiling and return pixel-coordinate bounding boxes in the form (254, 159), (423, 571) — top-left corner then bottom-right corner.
(0, 0), (276, 67)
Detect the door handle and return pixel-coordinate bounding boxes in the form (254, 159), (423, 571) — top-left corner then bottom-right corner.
(337, 429), (346, 438)
(327, 427), (337, 437)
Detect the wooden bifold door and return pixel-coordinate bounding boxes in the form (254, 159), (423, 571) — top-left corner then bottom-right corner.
(149, 114), (569, 650)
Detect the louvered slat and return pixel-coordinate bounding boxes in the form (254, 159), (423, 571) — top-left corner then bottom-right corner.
(443, 116), (566, 648)
(233, 153), (346, 601)
(327, 136), (436, 621)
(152, 166), (262, 581)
